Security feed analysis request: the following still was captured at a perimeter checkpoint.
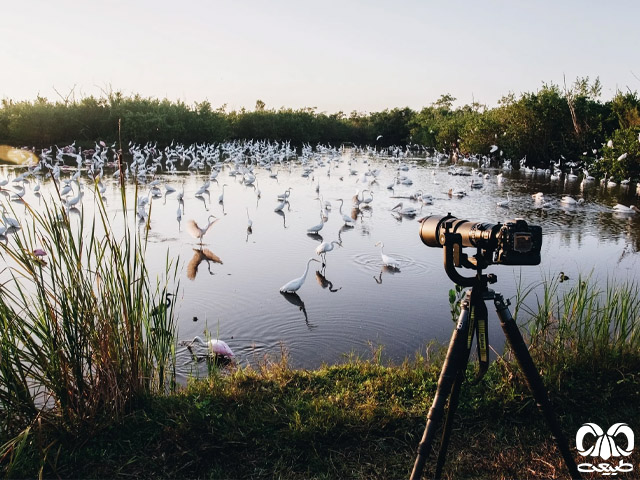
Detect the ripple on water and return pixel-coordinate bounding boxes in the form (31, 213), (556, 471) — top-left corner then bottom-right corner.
(351, 252), (432, 277)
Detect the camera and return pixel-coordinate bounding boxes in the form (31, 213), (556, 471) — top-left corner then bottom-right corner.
(419, 214), (542, 266)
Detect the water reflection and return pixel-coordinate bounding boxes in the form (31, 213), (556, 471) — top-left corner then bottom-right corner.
(186, 248), (223, 280)
(280, 292), (313, 328)
(315, 268), (341, 292)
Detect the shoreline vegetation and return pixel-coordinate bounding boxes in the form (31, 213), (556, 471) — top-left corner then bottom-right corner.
(1, 76), (639, 182)
(0, 191), (639, 478)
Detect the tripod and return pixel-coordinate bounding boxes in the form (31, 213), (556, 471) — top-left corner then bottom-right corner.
(409, 233), (581, 480)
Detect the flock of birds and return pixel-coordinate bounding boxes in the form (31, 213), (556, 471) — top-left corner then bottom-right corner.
(1, 139), (639, 360)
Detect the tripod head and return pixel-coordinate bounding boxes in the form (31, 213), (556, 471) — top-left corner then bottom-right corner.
(440, 224), (497, 288)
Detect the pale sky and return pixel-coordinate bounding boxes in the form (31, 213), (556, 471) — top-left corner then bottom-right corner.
(2, 0), (639, 113)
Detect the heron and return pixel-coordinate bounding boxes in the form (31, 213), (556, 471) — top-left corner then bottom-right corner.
(496, 193), (510, 208)
(218, 184), (228, 204)
(375, 241), (400, 269)
(337, 199), (355, 227)
(391, 202), (417, 217)
(315, 240), (341, 266)
(279, 258), (320, 293)
(186, 215), (219, 245)
(307, 217), (325, 234)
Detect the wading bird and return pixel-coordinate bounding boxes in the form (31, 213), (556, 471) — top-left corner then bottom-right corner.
(187, 336), (234, 358)
(315, 240), (341, 266)
(612, 204), (639, 214)
(186, 215), (219, 245)
(375, 241), (400, 269)
(279, 258), (320, 293)
(496, 193), (510, 208)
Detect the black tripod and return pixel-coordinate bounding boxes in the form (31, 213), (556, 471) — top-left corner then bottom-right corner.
(410, 232), (581, 480)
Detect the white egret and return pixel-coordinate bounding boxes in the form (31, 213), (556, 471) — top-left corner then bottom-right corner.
(279, 258), (320, 293)
(218, 184), (228, 204)
(186, 215), (219, 245)
(337, 199), (355, 227)
(277, 187), (292, 201)
(496, 193), (510, 207)
(375, 241), (400, 269)
(391, 202), (417, 217)
(64, 183), (84, 208)
(560, 196), (577, 205)
(612, 204), (639, 214)
(188, 336), (234, 358)
(246, 208), (253, 229)
(315, 240), (341, 265)
(307, 217), (325, 234)
(2, 210), (20, 229)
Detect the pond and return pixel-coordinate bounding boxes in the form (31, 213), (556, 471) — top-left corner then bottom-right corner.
(1, 146), (639, 380)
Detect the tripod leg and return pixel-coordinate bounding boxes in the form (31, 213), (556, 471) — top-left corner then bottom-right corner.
(493, 294), (582, 480)
(434, 290), (487, 478)
(410, 291), (472, 480)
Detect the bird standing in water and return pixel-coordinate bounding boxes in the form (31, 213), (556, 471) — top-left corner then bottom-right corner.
(186, 215), (219, 245)
(280, 258), (320, 293)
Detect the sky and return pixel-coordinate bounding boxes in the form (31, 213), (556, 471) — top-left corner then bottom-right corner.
(2, 0), (639, 114)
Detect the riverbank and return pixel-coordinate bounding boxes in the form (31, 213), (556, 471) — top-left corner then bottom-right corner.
(4, 346), (639, 479)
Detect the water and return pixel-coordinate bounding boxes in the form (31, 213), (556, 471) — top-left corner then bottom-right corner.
(2, 151), (639, 380)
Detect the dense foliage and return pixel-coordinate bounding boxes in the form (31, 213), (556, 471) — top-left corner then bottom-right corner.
(1, 77), (639, 180)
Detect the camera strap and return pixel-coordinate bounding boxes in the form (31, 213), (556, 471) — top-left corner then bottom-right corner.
(468, 299), (489, 383)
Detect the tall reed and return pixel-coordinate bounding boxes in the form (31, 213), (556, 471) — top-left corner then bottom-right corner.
(516, 272), (640, 361)
(0, 182), (178, 462)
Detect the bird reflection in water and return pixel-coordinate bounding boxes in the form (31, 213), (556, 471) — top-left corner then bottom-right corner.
(187, 247), (223, 280)
(280, 292), (315, 329)
(373, 265), (401, 284)
(315, 267), (341, 292)
(306, 232), (323, 243)
(274, 208), (288, 228)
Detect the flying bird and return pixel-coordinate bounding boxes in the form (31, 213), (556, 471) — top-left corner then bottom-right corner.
(186, 215), (219, 245)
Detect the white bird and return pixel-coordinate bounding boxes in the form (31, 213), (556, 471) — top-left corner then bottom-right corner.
(188, 336), (234, 358)
(617, 152), (628, 162)
(490, 145), (499, 153)
(612, 204), (639, 214)
(279, 258), (321, 293)
(307, 217), (325, 234)
(2, 210), (20, 229)
(497, 193), (510, 207)
(277, 187), (292, 201)
(337, 199), (355, 227)
(316, 240), (341, 265)
(391, 202), (417, 216)
(560, 196), (578, 205)
(186, 215), (219, 244)
(375, 241), (400, 268)
(246, 208), (253, 229)
(64, 183), (84, 208)
(218, 184), (228, 204)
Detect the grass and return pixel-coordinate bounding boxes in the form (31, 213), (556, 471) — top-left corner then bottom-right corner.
(1, 186), (640, 478)
(3, 349), (639, 479)
(0, 183), (178, 472)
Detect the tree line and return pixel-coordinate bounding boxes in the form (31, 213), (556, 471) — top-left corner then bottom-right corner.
(1, 77), (638, 180)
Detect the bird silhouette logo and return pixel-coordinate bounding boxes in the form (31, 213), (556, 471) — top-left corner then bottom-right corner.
(576, 423), (634, 460)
